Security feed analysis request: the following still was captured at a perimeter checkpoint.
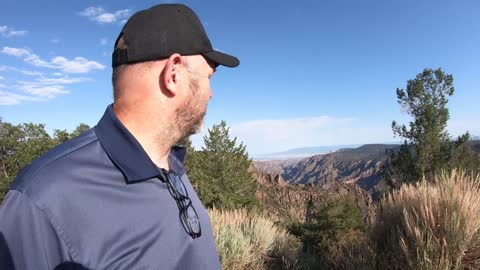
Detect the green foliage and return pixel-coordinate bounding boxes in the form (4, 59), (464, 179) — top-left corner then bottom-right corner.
(185, 121), (258, 210)
(287, 197), (364, 269)
(0, 120), (90, 201)
(71, 123), (91, 138)
(53, 129), (71, 144)
(384, 68), (480, 187)
(447, 132), (480, 173)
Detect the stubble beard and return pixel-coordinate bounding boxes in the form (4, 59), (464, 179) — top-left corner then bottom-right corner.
(175, 78), (207, 144)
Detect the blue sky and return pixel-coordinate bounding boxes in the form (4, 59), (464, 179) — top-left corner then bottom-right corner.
(1, 0), (479, 156)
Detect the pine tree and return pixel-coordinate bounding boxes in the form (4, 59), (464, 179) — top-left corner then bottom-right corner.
(383, 68), (479, 187)
(183, 137), (202, 193)
(185, 121), (257, 210)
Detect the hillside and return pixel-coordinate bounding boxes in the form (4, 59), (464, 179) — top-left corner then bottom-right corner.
(255, 144), (398, 192)
(251, 170), (374, 224)
(471, 140), (480, 153)
(254, 141), (480, 194)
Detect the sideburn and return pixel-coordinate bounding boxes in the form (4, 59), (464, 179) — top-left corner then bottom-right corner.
(175, 78), (205, 143)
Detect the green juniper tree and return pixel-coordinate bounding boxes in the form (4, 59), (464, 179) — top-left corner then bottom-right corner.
(383, 68), (479, 187)
(71, 123), (91, 138)
(53, 123), (91, 144)
(0, 120), (91, 201)
(0, 121), (53, 199)
(287, 197), (364, 268)
(185, 121), (257, 210)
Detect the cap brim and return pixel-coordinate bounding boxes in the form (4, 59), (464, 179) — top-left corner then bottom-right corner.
(202, 50), (239, 68)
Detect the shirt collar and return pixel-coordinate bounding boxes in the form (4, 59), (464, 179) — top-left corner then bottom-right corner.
(94, 104), (186, 184)
(169, 146), (187, 175)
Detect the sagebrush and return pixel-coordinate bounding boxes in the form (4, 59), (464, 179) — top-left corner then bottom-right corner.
(208, 207), (301, 270)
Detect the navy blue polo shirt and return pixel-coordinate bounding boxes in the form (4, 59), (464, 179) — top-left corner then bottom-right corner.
(0, 105), (221, 270)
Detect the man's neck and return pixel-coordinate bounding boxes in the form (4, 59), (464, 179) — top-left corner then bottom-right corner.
(113, 103), (177, 171)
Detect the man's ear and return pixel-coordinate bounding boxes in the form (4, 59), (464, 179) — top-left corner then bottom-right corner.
(162, 53), (183, 96)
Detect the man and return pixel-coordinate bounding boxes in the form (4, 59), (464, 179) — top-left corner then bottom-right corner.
(0, 3), (239, 270)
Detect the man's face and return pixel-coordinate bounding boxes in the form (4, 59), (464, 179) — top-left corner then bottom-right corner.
(175, 55), (215, 140)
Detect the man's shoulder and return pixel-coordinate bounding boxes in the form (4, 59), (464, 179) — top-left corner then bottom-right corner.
(10, 129), (100, 194)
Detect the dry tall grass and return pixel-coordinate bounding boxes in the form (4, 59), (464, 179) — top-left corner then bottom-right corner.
(208, 207), (301, 270)
(372, 170), (480, 270)
(208, 170), (480, 269)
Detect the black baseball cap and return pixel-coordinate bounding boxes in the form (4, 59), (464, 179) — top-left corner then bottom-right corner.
(112, 4), (239, 68)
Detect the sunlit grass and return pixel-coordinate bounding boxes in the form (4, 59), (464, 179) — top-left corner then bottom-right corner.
(372, 170), (480, 269)
(208, 207), (301, 270)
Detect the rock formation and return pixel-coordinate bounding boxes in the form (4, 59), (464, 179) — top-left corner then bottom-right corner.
(252, 170), (374, 224)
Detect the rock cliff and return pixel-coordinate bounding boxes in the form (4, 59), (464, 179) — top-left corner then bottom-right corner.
(252, 170), (374, 224)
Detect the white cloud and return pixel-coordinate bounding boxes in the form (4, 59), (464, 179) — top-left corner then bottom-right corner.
(1, 47), (30, 57)
(0, 76), (4, 80)
(50, 56), (105, 74)
(21, 85), (69, 99)
(18, 69), (43, 76)
(96, 13), (116, 23)
(15, 74), (89, 98)
(229, 116), (353, 153)
(78, 7), (131, 24)
(7, 30), (28, 37)
(0, 25), (28, 38)
(24, 53), (55, 68)
(100, 38), (108, 46)
(2, 47), (54, 68)
(1, 47), (105, 74)
(191, 116), (395, 155)
(0, 65), (44, 76)
(51, 38), (60, 44)
(0, 90), (42, 105)
(114, 9), (131, 18)
(19, 76), (90, 85)
(0, 67), (91, 105)
(78, 6), (104, 17)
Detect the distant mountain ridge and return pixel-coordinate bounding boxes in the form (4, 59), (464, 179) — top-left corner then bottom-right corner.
(254, 143), (375, 160)
(253, 141), (480, 196)
(281, 144), (399, 191)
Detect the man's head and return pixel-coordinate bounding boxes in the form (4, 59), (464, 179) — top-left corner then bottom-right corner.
(111, 4), (238, 143)
(172, 54), (216, 139)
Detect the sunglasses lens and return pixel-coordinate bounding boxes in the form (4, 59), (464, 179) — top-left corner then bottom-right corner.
(172, 176), (187, 196)
(186, 204), (200, 233)
(163, 171), (201, 238)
